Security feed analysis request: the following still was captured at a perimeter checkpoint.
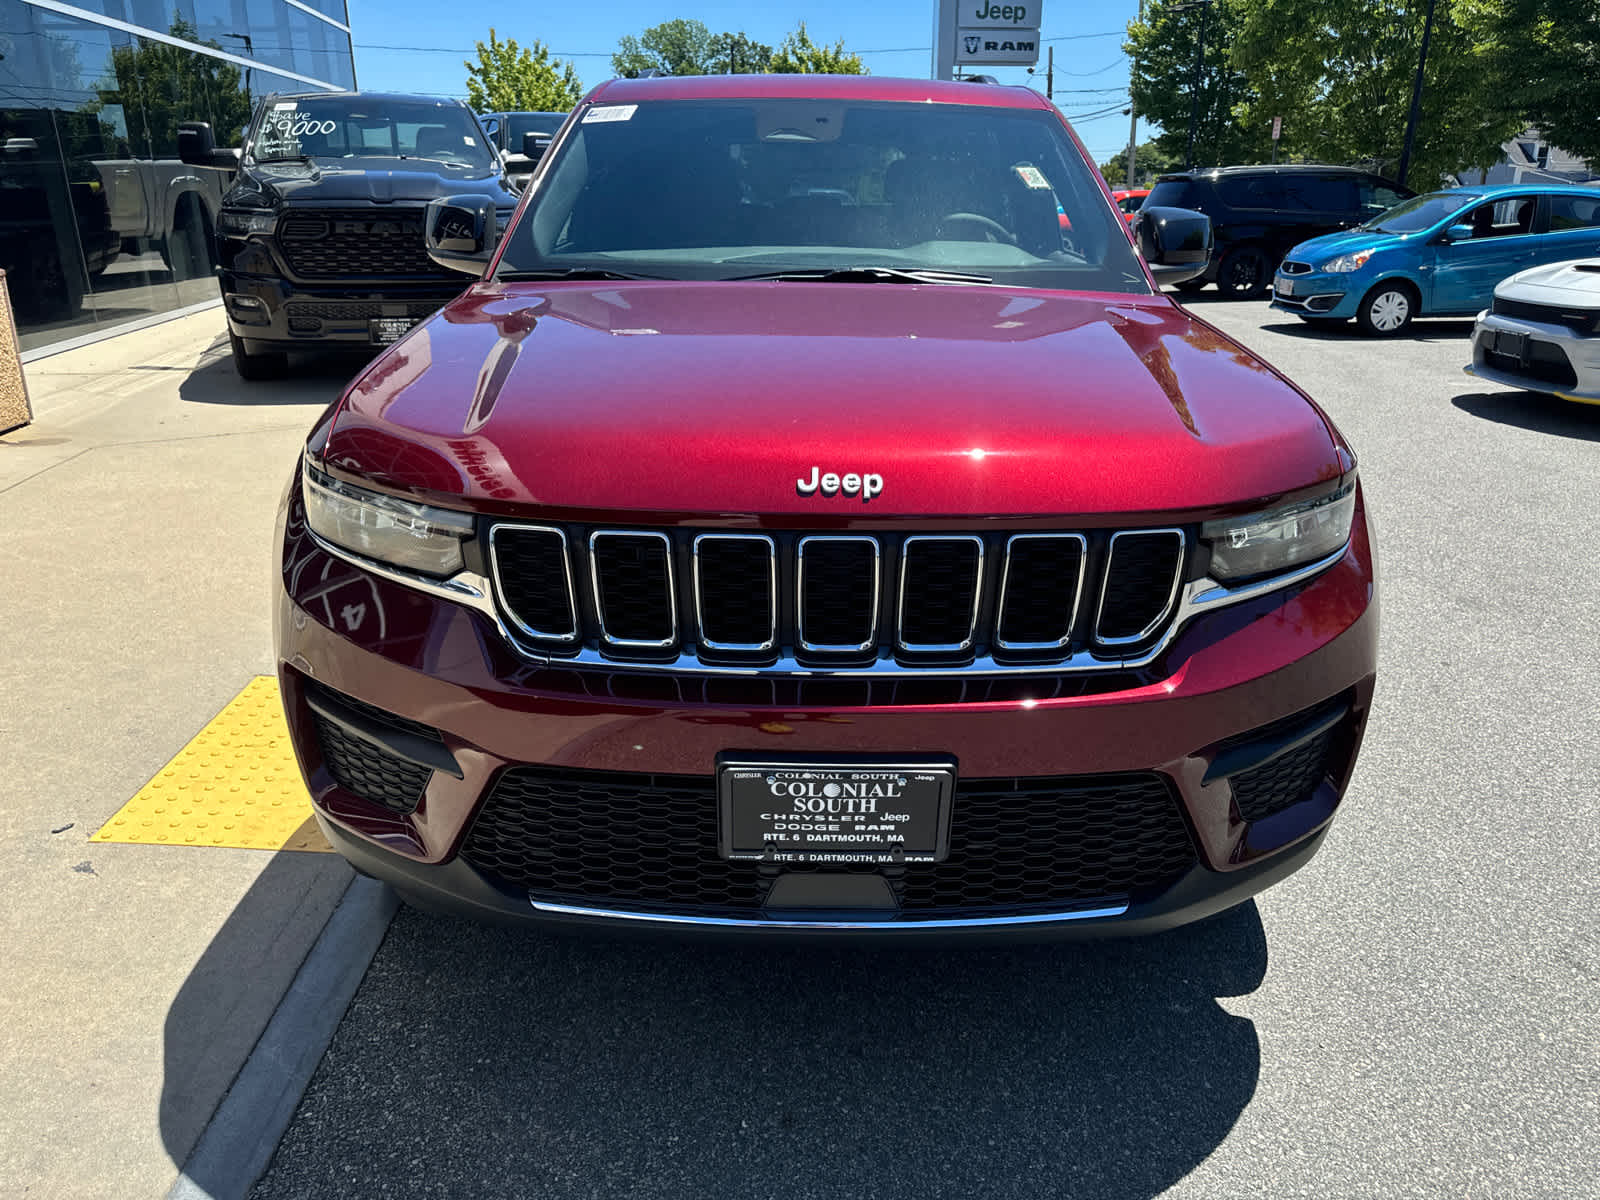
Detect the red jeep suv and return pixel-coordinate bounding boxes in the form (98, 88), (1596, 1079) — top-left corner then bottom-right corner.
(275, 75), (1377, 936)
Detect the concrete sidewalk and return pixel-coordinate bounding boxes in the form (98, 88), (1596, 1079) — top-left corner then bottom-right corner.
(0, 313), (374, 1196)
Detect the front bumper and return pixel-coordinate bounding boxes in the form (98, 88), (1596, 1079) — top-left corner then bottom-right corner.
(1464, 310), (1600, 403)
(1270, 270), (1357, 318)
(218, 267), (466, 353)
(275, 477), (1379, 937)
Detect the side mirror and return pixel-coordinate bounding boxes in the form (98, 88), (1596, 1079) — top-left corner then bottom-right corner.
(178, 121), (240, 171)
(1443, 223), (1473, 243)
(520, 132), (552, 163)
(1137, 205), (1213, 286)
(425, 195), (500, 275)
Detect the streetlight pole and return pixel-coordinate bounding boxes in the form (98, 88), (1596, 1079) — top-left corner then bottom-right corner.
(1181, 0), (1214, 170)
(1395, 0), (1438, 187)
(1125, 0), (1143, 186)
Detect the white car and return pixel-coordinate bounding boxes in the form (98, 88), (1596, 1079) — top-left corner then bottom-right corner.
(1466, 258), (1600, 404)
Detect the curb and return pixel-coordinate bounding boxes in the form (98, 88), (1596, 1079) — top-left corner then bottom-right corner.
(166, 875), (398, 1200)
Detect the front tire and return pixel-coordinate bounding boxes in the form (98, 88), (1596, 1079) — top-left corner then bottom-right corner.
(1217, 246), (1272, 299)
(229, 331), (287, 380)
(1355, 282), (1415, 336)
(1172, 277), (1209, 294)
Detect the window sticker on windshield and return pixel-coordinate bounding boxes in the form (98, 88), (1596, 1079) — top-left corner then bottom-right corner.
(582, 105), (637, 124)
(464, 136), (476, 145)
(273, 101), (297, 111)
(1015, 165), (1050, 190)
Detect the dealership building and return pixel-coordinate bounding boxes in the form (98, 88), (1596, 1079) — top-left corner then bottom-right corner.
(0, 0), (356, 353)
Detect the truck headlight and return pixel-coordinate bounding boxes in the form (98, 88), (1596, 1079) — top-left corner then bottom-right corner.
(218, 209), (277, 237)
(1321, 250), (1374, 273)
(1202, 478), (1356, 581)
(303, 458), (473, 577)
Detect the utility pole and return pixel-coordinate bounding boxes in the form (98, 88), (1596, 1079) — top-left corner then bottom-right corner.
(1396, 0), (1438, 187)
(1046, 45), (1054, 100)
(1182, 0), (1213, 170)
(1125, 0), (1143, 186)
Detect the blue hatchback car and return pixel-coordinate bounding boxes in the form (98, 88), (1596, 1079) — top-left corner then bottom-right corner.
(1270, 184), (1600, 335)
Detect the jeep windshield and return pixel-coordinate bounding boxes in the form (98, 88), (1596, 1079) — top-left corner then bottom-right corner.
(499, 99), (1150, 292)
(248, 98), (494, 169)
(1360, 191), (1478, 233)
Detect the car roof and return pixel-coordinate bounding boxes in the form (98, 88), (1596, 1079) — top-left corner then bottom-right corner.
(1159, 165), (1394, 180)
(586, 74), (1052, 110)
(1438, 182), (1600, 198)
(269, 90), (468, 107)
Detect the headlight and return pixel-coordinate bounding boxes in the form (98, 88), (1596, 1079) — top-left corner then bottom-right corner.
(1321, 250), (1374, 273)
(303, 458), (473, 577)
(1202, 478), (1356, 581)
(218, 209), (277, 237)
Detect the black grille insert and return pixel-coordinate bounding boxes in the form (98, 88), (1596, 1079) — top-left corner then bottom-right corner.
(1483, 342), (1578, 389)
(997, 535), (1085, 649)
(799, 537), (879, 652)
(1230, 727), (1337, 822)
(276, 207), (452, 279)
(695, 535), (776, 651)
(591, 532), (675, 647)
(463, 766), (1197, 916)
(492, 527), (576, 640)
(1490, 296), (1599, 335)
(311, 714), (431, 812)
(898, 537), (982, 650)
(1097, 531), (1184, 642)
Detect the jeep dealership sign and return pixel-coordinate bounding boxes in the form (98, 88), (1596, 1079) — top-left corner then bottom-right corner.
(935, 0), (1043, 73)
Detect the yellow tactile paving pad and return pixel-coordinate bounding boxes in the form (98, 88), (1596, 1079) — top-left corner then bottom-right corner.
(93, 676), (331, 852)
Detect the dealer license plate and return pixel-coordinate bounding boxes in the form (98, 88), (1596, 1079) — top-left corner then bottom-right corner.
(718, 758), (955, 865)
(369, 317), (416, 345)
(1275, 277), (1297, 297)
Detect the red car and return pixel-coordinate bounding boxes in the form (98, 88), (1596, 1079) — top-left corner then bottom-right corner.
(277, 75), (1377, 937)
(1113, 187), (1151, 228)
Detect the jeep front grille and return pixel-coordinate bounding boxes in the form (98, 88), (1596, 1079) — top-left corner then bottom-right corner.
(485, 523), (1188, 672)
(276, 207), (456, 279)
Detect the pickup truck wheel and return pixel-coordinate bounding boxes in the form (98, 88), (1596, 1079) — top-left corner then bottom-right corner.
(229, 331), (287, 380)
(163, 197), (214, 281)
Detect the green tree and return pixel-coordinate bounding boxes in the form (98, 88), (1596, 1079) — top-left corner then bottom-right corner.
(1459, 0), (1600, 165)
(612, 19), (718, 77)
(464, 28), (582, 113)
(1231, 0), (1520, 187)
(86, 19), (252, 154)
(1099, 139), (1183, 187)
(769, 23), (867, 74)
(709, 31), (774, 75)
(1126, 0), (1265, 169)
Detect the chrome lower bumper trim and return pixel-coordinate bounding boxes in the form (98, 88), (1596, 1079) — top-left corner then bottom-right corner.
(529, 898), (1130, 929)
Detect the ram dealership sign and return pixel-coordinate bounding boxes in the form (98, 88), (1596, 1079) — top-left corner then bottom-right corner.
(952, 0), (1042, 68)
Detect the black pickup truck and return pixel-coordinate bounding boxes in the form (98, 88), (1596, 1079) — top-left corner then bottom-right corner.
(180, 92), (519, 379)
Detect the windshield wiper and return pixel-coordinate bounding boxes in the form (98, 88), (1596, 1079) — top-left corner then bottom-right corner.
(732, 266), (993, 285)
(497, 267), (662, 281)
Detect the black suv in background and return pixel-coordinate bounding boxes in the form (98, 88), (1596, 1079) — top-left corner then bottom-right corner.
(180, 92), (519, 379)
(1145, 166), (1413, 298)
(479, 110), (567, 188)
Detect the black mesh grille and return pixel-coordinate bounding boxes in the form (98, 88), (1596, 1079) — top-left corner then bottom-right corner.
(1230, 727), (1337, 822)
(494, 528), (575, 639)
(288, 299), (444, 321)
(696, 537), (775, 649)
(276, 208), (454, 279)
(899, 538), (981, 648)
(998, 536), (1083, 647)
(593, 534), (674, 645)
(1098, 533), (1182, 641)
(800, 538), (877, 650)
(462, 766), (1196, 916)
(311, 714), (431, 813)
(1483, 342), (1578, 389)
(1280, 261), (1311, 275)
(1491, 296), (1600, 335)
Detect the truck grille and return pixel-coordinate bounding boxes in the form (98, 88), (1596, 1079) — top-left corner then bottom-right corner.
(276, 207), (455, 279)
(462, 766), (1196, 916)
(486, 523), (1188, 671)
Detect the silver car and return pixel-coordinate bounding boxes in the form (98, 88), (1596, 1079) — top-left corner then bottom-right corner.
(1466, 257), (1600, 404)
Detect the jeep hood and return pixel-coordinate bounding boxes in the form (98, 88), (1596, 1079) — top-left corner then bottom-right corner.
(325, 281), (1344, 517)
(231, 158), (511, 207)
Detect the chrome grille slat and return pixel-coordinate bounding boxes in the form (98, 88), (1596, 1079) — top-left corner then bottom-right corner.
(1094, 529), (1186, 646)
(797, 535), (880, 654)
(488, 524), (578, 643)
(589, 531), (677, 650)
(995, 533), (1086, 651)
(896, 535), (983, 653)
(693, 534), (777, 653)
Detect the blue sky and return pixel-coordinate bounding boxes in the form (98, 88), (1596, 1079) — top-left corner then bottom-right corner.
(344, 0), (1153, 165)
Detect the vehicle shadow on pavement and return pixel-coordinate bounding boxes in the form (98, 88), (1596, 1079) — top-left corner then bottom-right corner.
(251, 902), (1270, 1200)
(1452, 390), (1600, 442)
(176, 344), (373, 407)
(1258, 319), (1476, 343)
(157, 849), (354, 1183)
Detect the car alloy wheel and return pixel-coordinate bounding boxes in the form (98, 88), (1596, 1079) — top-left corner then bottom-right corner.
(1218, 247), (1272, 299)
(1358, 284), (1413, 336)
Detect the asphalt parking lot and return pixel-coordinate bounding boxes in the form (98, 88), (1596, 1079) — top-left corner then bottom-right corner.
(243, 297), (1598, 1199)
